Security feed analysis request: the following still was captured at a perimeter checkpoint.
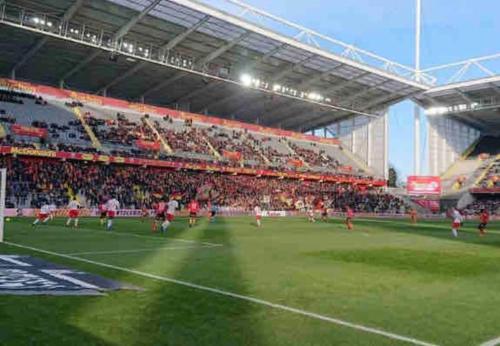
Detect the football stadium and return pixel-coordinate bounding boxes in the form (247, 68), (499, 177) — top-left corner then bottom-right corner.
(0, 0), (499, 345)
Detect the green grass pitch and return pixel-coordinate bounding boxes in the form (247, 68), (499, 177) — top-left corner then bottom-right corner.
(1, 216), (500, 346)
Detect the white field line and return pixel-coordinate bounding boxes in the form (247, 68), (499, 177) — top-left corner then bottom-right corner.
(4, 241), (437, 346)
(66, 244), (222, 256)
(481, 336), (500, 346)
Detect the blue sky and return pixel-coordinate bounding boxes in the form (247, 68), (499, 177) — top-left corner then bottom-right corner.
(207, 0), (500, 179)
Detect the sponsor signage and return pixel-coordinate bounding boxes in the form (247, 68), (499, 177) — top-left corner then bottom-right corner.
(261, 210), (288, 217)
(10, 124), (48, 138)
(135, 140), (161, 151)
(407, 176), (442, 195)
(0, 256), (138, 295)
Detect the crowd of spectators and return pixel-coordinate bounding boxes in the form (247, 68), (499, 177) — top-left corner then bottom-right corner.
(0, 90), (361, 176)
(158, 126), (212, 156)
(477, 160), (500, 189)
(289, 142), (339, 169)
(1, 156), (406, 213)
(88, 112), (156, 147)
(205, 128), (265, 164)
(464, 198), (500, 215)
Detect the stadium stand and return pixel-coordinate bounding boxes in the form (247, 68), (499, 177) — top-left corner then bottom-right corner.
(474, 158), (500, 190)
(0, 80), (411, 212)
(441, 136), (500, 194)
(0, 80), (371, 176)
(451, 136), (500, 215)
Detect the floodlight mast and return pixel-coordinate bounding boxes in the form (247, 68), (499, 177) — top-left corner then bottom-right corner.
(414, 0), (422, 175)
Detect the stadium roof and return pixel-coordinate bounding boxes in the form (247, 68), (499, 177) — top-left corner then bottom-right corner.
(0, 0), (430, 132)
(414, 76), (500, 134)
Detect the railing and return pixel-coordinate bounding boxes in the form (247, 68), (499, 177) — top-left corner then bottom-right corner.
(425, 95), (500, 116)
(422, 53), (500, 85)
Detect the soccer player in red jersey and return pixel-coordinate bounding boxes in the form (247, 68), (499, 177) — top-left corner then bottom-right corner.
(188, 199), (199, 228)
(141, 206), (149, 222)
(98, 201), (107, 226)
(152, 199), (166, 233)
(409, 208), (417, 224)
(345, 206), (354, 231)
(478, 209), (490, 237)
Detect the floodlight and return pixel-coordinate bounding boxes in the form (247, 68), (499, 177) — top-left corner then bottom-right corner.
(240, 74), (252, 87)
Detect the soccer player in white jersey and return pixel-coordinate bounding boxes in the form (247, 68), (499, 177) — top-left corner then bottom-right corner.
(307, 207), (316, 223)
(48, 203), (57, 221)
(254, 205), (262, 228)
(105, 197), (120, 231)
(450, 208), (464, 238)
(32, 204), (51, 227)
(161, 197), (178, 234)
(66, 198), (81, 228)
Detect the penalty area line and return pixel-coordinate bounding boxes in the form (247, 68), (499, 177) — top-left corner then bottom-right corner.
(4, 241), (437, 346)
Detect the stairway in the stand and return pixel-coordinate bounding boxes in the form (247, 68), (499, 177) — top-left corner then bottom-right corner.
(201, 133), (222, 160)
(142, 117), (174, 154)
(0, 123), (6, 139)
(72, 107), (102, 150)
(243, 133), (271, 165)
(283, 139), (310, 169)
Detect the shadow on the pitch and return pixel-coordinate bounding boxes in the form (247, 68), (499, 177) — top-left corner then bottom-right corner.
(117, 216), (266, 345)
(4, 216), (265, 345)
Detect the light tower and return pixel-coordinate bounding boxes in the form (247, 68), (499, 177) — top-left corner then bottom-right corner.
(414, 0), (422, 175)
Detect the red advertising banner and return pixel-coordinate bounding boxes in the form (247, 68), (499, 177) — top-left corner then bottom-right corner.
(10, 124), (48, 138)
(339, 166), (352, 172)
(222, 150), (242, 161)
(407, 176), (442, 195)
(288, 159), (304, 167)
(135, 140), (160, 151)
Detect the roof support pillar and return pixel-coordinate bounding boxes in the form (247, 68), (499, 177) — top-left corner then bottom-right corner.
(414, 105), (421, 175)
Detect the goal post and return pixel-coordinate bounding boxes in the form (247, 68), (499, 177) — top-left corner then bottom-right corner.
(0, 168), (6, 243)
